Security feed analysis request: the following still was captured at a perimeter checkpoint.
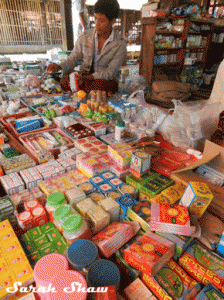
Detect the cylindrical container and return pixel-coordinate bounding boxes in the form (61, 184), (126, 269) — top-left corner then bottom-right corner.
(45, 192), (66, 222)
(47, 270), (87, 300)
(67, 239), (98, 277)
(115, 120), (125, 141)
(87, 259), (120, 291)
(62, 214), (91, 245)
(53, 204), (72, 233)
(34, 253), (69, 300)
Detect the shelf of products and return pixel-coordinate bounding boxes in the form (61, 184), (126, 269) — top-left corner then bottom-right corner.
(140, 17), (213, 84)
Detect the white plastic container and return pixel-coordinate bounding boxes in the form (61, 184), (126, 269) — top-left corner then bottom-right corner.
(115, 120), (125, 141)
(62, 214), (91, 245)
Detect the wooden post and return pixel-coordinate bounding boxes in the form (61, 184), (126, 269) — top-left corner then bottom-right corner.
(60, 0), (74, 51)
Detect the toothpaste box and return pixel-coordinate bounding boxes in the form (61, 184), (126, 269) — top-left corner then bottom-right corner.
(194, 283), (224, 300)
(124, 231), (175, 277)
(108, 143), (134, 169)
(179, 240), (224, 293)
(179, 182), (213, 219)
(150, 203), (196, 236)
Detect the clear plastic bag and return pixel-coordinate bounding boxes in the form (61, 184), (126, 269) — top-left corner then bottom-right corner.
(158, 99), (221, 150)
(124, 75), (150, 95)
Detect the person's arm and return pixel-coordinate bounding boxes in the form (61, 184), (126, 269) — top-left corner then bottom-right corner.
(92, 42), (127, 81)
(79, 11), (86, 31)
(59, 36), (83, 76)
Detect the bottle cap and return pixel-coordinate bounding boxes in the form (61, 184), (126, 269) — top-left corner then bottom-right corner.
(63, 214), (83, 233)
(53, 204), (71, 221)
(47, 192), (65, 207)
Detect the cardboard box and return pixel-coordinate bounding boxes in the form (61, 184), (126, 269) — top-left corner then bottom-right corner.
(171, 140), (224, 221)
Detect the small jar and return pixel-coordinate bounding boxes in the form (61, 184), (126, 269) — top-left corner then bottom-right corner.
(67, 239), (98, 278)
(45, 192), (66, 222)
(62, 214), (91, 245)
(53, 204), (72, 233)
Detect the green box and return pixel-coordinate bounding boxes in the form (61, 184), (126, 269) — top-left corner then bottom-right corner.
(33, 235), (49, 248)
(39, 242), (56, 257)
(153, 174), (174, 189)
(139, 179), (164, 198)
(24, 239), (37, 256)
(54, 238), (68, 255)
(28, 250), (42, 267)
(40, 222), (56, 233)
(46, 228), (62, 241)
(28, 226), (43, 241)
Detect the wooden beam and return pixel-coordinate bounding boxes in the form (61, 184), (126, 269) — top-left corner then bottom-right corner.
(60, 0), (74, 51)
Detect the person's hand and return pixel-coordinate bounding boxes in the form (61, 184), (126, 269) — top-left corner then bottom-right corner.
(46, 63), (62, 74)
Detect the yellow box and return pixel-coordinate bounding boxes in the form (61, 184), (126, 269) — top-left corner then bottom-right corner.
(179, 182), (214, 218)
(2, 240), (24, 261)
(0, 256), (11, 277)
(12, 262), (34, 285)
(0, 273), (16, 299)
(0, 220), (13, 238)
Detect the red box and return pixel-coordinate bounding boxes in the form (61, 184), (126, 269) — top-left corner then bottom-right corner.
(124, 232), (175, 277)
(24, 199), (40, 211)
(31, 205), (48, 226)
(17, 211), (34, 231)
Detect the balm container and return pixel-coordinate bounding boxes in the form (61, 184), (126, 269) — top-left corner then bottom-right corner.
(67, 239), (98, 278)
(33, 253), (69, 300)
(62, 214), (91, 245)
(53, 204), (72, 233)
(45, 192), (66, 222)
(47, 270), (87, 300)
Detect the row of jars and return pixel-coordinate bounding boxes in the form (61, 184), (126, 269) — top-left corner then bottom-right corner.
(45, 192), (91, 245)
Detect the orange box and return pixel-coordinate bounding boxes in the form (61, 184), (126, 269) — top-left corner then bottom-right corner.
(124, 232), (175, 277)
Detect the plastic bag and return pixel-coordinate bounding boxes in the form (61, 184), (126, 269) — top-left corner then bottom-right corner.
(158, 99), (221, 150)
(124, 75), (150, 95)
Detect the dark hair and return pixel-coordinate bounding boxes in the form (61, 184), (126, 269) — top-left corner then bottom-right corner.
(94, 0), (120, 22)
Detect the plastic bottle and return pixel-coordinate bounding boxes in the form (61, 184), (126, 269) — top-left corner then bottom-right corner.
(115, 119), (125, 141)
(45, 192), (66, 222)
(62, 214), (91, 245)
(53, 204), (72, 233)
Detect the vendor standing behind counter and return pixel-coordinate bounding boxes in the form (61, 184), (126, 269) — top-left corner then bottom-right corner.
(47, 0), (127, 94)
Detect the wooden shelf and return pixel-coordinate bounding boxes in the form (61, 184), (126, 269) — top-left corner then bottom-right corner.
(140, 17), (212, 84)
(156, 30), (183, 35)
(155, 47), (183, 51)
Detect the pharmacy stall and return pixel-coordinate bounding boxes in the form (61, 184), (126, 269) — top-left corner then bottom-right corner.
(0, 1), (224, 300)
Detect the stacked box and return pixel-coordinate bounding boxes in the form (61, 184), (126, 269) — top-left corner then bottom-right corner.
(124, 231), (175, 277)
(150, 203), (196, 236)
(58, 147), (81, 160)
(39, 169), (89, 196)
(56, 157), (76, 172)
(92, 222), (139, 258)
(179, 240), (224, 293)
(152, 182), (187, 204)
(20, 167), (43, 189)
(179, 182), (214, 219)
(74, 136), (108, 154)
(156, 232), (194, 260)
(76, 152), (112, 178)
(108, 142), (135, 169)
(98, 197), (120, 222)
(115, 194), (138, 219)
(0, 220), (34, 300)
(36, 160), (65, 179)
(126, 200), (152, 232)
(0, 172), (25, 195)
(124, 278), (155, 300)
(86, 205), (110, 234)
(20, 222), (68, 266)
(144, 259), (201, 300)
(65, 187), (86, 206)
(1, 153), (36, 174)
(0, 196), (16, 225)
(130, 150), (151, 178)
